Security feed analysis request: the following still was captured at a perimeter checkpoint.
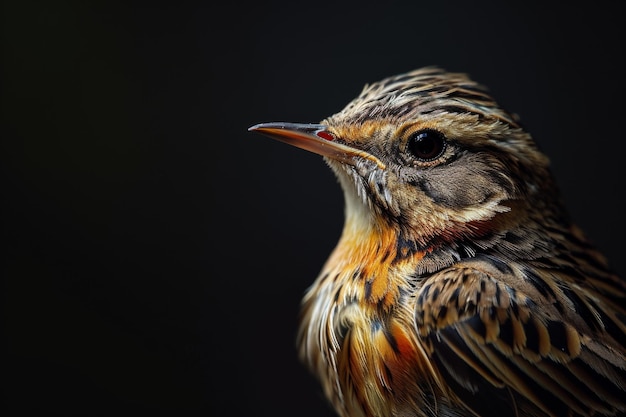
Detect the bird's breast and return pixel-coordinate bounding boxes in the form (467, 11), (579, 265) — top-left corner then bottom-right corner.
(297, 225), (435, 417)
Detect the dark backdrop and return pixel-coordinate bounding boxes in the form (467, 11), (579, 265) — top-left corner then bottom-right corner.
(3, 2), (624, 416)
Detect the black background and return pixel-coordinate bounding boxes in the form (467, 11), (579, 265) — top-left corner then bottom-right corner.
(3, 1), (625, 416)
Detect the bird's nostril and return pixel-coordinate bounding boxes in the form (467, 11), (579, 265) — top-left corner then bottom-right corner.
(316, 130), (335, 141)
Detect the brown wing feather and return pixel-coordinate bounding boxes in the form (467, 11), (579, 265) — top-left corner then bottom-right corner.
(415, 255), (626, 417)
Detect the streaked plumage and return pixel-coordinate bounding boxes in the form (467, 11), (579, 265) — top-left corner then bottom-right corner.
(249, 67), (626, 417)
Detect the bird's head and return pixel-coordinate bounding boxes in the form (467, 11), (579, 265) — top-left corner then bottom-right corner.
(250, 67), (558, 258)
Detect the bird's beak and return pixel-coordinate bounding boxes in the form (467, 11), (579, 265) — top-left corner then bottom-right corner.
(248, 122), (385, 169)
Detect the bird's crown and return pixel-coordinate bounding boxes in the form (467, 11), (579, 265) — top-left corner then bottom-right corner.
(327, 66), (520, 128)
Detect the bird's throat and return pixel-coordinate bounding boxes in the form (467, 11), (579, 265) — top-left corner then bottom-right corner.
(324, 212), (425, 307)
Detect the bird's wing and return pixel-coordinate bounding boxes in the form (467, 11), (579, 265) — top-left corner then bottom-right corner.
(414, 254), (626, 417)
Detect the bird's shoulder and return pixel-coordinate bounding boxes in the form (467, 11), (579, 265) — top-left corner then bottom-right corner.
(413, 253), (626, 416)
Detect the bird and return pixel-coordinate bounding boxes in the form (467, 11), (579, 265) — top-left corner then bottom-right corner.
(248, 67), (626, 417)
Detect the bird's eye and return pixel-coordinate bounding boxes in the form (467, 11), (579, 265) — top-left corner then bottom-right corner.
(407, 129), (446, 161)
